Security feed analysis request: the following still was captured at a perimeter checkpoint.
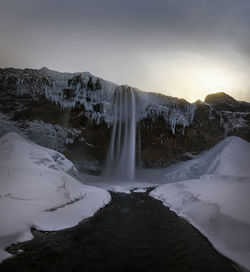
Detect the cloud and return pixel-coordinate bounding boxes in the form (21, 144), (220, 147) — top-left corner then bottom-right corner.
(0, 0), (249, 101)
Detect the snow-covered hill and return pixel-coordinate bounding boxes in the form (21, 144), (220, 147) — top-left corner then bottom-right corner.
(0, 133), (111, 262)
(162, 136), (250, 182)
(150, 136), (250, 270)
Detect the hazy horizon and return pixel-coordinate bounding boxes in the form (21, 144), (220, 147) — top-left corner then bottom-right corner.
(1, 0), (250, 102)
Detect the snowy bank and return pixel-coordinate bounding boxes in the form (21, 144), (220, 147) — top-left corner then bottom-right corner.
(0, 133), (111, 262)
(150, 136), (250, 270)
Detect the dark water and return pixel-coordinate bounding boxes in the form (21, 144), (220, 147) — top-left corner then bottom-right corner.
(0, 191), (238, 272)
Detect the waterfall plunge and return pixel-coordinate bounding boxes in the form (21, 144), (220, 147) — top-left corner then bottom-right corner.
(106, 86), (137, 181)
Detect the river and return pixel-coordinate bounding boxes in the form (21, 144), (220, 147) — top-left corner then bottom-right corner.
(0, 190), (238, 272)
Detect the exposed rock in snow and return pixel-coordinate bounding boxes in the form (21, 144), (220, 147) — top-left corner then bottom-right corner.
(0, 113), (81, 152)
(0, 133), (111, 262)
(150, 136), (250, 270)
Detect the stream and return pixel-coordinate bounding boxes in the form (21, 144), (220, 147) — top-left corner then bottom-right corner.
(0, 190), (238, 272)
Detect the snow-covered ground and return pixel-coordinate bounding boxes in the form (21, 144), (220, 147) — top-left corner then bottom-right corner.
(1, 131), (249, 270)
(0, 133), (111, 262)
(150, 136), (250, 270)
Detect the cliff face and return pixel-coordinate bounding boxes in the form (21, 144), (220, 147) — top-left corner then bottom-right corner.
(0, 67), (249, 172)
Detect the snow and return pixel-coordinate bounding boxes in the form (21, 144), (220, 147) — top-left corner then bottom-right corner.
(133, 188), (147, 193)
(0, 113), (81, 152)
(150, 136), (250, 270)
(162, 136), (250, 182)
(0, 133), (111, 262)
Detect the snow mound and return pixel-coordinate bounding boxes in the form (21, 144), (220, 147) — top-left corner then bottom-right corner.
(0, 133), (111, 262)
(163, 136), (250, 182)
(150, 136), (250, 270)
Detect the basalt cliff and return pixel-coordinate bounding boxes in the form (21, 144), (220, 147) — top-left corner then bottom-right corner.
(0, 67), (249, 173)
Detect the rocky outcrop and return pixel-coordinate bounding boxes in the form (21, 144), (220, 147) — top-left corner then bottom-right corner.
(204, 92), (250, 141)
(205, 92), (250, 112)
(0, 67), (249, 171)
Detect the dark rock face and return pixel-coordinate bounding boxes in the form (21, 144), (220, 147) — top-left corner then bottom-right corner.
(205, 92), (250, 112)
(204, 92), (250, 142)
(0, 67), (249, 171)
(140, 102), (224, 167)
(141, 93), (250, 167)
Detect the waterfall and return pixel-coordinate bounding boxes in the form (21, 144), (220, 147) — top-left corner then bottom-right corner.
(106, 86), (137, 181)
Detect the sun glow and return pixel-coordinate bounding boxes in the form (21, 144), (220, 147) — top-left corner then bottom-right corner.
(199, 72), (232, 90)
(144, 52), (246, 102)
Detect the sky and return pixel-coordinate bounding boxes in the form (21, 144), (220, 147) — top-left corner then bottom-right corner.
(0, 0), (250, 102)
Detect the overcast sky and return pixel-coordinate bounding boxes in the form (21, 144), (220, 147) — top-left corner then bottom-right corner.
(1, 0), (250, 102)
